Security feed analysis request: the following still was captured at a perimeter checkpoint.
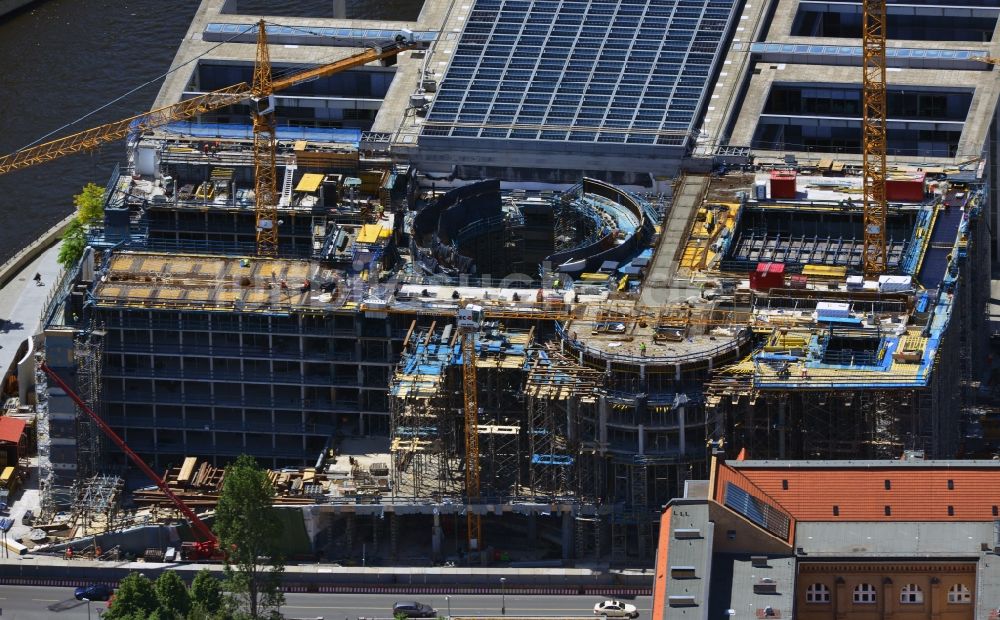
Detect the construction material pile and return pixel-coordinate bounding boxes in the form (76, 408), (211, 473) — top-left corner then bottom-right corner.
(132, 456), (392, 511)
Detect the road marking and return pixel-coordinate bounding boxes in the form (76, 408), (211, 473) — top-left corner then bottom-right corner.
(33, 598), (58, 602)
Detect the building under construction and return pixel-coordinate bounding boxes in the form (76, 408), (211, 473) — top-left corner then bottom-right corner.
(12, 0), (1000, 564)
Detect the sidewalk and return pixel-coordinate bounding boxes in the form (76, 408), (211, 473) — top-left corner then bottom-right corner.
(0, 244), (62, 372)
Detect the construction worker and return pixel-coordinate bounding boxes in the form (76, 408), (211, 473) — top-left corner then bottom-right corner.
(640, 343), (647, 357)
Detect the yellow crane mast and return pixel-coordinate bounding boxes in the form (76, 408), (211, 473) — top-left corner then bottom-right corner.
(251, 20), (280, 257)
(861, 0), (888, 277)
(460, 323), (483, 553)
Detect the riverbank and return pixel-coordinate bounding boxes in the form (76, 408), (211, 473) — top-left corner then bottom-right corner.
(0, 0), (37, 19)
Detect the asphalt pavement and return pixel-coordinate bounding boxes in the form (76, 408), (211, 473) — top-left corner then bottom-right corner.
(0, 585), (652, 619)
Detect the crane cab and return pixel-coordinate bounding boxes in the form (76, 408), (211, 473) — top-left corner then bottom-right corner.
(457, 305), (484, 330)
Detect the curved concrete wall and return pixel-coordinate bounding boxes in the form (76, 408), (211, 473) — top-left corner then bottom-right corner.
(548, 178), (653, 275)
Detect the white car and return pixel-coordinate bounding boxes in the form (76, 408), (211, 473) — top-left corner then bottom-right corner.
(594, 600), (639, 618)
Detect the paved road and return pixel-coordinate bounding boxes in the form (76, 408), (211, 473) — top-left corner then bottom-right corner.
(0, 586), (652, 619)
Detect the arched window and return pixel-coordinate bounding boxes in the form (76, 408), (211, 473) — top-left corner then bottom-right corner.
(948, 583), (972, 603)
(854, 583), (877, 604)
(806, 583), (831, 603)
(900, 584), (923, 604)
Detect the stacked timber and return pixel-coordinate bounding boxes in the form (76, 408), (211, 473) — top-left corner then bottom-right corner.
(132, 457), (383, 510)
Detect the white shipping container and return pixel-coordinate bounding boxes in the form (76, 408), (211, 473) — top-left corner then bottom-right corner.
(816, 301), (850, 318)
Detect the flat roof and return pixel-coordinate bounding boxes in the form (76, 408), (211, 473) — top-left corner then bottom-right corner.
(795, 521), (993, 556)
(421, 0), (739, 152)
(93, 253), (345, 313)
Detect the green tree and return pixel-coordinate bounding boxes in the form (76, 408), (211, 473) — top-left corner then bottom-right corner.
(155, 570), (191, 618)
(73, 182), (105, 225)
(190, 569), (224, 617)
(104, 572), (158, 619)
(214, 454), (284, 619)
(57, 218), (86, 269)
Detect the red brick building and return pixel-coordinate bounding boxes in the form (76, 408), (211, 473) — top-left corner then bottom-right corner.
(653, 452), (1000, 620)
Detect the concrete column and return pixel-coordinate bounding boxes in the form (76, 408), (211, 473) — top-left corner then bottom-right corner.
(561, 512), (574, 560)
(638, 424), (645, 456)
(678, 405), (686, 455)
(778, 398), (786, 459)
(640, 364), (646, 380)
(431, 510), (443, 559)
(675, 364), (681, 380)
(567, 398), (578, 442)
(599, 396), (608, 448)
(390, 512), (400, 560)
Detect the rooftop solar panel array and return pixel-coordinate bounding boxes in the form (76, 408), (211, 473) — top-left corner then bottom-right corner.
(422, 0), (738, 150)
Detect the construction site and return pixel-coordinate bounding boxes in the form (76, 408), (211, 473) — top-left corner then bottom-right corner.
(0, 0), (995, 569)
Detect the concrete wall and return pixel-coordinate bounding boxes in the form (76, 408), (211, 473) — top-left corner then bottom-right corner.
(0, 556), (654, 589)
(0, 213), (74, 288)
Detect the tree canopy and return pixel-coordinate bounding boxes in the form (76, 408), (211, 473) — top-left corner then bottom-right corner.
(190, 569), (224, 617)
(73, 182), (105, 225)
(57, 218), (86, 269)
(155, 570), (191, 618)
(104, 573), (158, 619)
(214, 454), (285, 619)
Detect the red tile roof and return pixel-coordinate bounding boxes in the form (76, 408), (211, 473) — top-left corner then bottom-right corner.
(0, 417), (25, 444)
(720, 461), (1000, 522)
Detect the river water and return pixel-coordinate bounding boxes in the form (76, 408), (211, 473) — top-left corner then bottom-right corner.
(0, 0), (425, 263)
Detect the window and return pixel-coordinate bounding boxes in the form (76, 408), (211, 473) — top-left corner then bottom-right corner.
(854, 583), (877, 604)
(833, 505), (839, 516)
(948, 505), (954, 516)
(947, 479), (954, 490)
(885, 505), (892, 516)
(900, 584), (923, 604)
(948, 583), (971, 603)
(782, 479), (788, 490)
(806, 583), (831, 603)
(884, 479), (891, 490)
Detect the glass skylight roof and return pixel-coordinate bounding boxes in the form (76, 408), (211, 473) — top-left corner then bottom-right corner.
(422, 0), (738, 148)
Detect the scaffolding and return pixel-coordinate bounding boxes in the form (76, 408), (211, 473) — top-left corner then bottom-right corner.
(70, 474), (124, 538)
(389, 322), (460, 498)
(74, 329), (106, 478)
(524, 343), (604, 499)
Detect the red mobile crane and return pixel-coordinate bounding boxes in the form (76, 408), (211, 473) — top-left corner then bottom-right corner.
(40, 363), (221, 560)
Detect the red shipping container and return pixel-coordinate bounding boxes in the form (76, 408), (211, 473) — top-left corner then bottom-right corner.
(886, 173), (926, 202)
(750, 262), (785, 291)
(769, 170), (797, 199)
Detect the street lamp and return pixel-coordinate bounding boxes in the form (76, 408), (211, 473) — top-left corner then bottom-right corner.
(500, 577), (506, 615)
(446, 595), (452, 618)
(82, 597), (92, 620)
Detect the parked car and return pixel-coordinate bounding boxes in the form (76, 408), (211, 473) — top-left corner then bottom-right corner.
(74, 583), (113, 601)
(22, 509), (33, 525)
(392, 601), (437, 618)
(594, 599), (639, 618)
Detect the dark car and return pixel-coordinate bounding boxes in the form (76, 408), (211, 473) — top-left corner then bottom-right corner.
(392, 601), (437, 618)
(74, 583), (113, 601)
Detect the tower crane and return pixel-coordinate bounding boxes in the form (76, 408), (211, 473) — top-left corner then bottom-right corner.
(251, 20), (280, 257)
(0, 23), (420, 255)
(861, 0), (888, 277)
